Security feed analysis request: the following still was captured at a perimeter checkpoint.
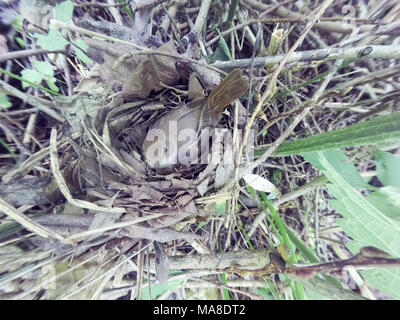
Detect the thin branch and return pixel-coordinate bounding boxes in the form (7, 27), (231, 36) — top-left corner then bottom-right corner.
(0, 49), (65, 63)
(0, 79), (65, 123)
(211, 44), (400, 69)
(192, 0), (213, 35)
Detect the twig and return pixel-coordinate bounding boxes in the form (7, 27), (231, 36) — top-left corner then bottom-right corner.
(0, 122), (31, 155)
(0, 49), (65, 63)
(192, 0), (213, 35)
(107, 0), (124, 25)
(73, 0), (170, 11)
(292, 247), (400, 279)
(211, 44), (400, 69)
(62, 243), (152, 299)
(238, 59), (344, 249)
(0, 79), (65, 123)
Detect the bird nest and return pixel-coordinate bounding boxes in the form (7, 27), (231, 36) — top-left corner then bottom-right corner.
(4, 38), (251, 255)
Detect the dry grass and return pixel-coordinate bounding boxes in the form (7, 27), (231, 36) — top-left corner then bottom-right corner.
(0, 0), (399, 300)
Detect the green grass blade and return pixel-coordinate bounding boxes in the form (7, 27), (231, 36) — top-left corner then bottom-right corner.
(268, 112), (400, 156)
(258, 191), (306, 299)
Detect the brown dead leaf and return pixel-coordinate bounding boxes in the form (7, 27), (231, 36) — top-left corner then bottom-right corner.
(175, 194), (194, 207)
(154, 241), (169, 284)
(147, 178), (194, 194)
(119, 150), (146, 175)
(83, 38), (180, 100)
(80, 150), (118, 188)
(123, 41), (180, 99)
(145, 199), (198, 229)
(128, 185), (165, 202)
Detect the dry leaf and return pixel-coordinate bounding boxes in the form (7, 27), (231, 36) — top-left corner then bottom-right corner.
(83, 39), (180, 99)
(123, 41), (180, 99)
(128, 185), (165, 202)
(154, 241), (169, 284)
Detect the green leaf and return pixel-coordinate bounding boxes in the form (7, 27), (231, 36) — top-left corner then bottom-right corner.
(286, 227), (319, 263)
(46, 78), (59, 92)
(256, 287), (274, 300)
(0, 93), (12, 109)
(366, 186), (400, 222)
(0, 67), (60, 96)
(301, 277), (365, 300)
(73, 39), (93, 64)
(117, 0), (134, 20)
(20, 69), (44, 88)
(55, 0), (74, 23)
(225, 0), (239, 27)
(305, 288), (332, 300)
(15, 36), (25, 48)
(375, 150), (400, 186)
(10, 14), (23, 32)
(205, 31), (232, 64)
(141, 278), (183, 300)
(215, 201), (226, 215)
(305, 150), (400, 299)
(21, 64), (58, 92)
(302, 150), (369, 189)
(36, 29), (68, 51)
(220, 272), (230, 300)
(216, 29), (232, 60)
(33, 61), (54, 77)
(272, 112), (400, 156)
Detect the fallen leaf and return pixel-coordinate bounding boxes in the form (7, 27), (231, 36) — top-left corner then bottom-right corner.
(154, 241), (169, 284)
(83, 38), (180, 99)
